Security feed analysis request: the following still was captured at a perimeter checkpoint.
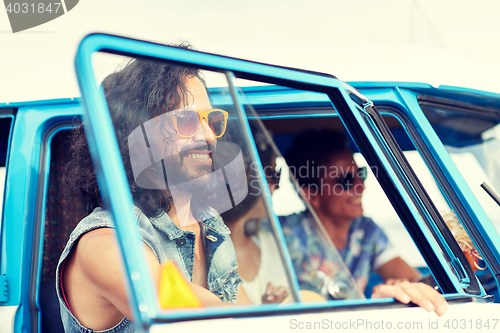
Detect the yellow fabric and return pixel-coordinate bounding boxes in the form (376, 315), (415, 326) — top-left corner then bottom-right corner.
(158, 260), (203, 309)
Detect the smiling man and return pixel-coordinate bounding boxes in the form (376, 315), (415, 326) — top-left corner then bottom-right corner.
(56, 57), (250, 332)
(283, 129), (421, 292)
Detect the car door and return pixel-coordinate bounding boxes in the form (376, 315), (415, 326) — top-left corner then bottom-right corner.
(352, 83), (500, 300)
(0, 98), (85, 333)
(0, 109), (16, 332)
(73, 33), (500, 332)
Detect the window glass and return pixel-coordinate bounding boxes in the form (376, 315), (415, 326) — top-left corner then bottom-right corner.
(233, 79), (364, 301)
(419, 98), (500, 236)
(235, 78), (427, 296)
(417, 98), (500, 284)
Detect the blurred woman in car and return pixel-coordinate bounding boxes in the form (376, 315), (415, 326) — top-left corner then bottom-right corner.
(220, 124), (290, 304)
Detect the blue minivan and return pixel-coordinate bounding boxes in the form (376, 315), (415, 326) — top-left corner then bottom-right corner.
(1, 34), (500, 332)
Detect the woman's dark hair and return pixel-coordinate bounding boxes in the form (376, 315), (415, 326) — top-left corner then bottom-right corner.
(284, 129), (348, 187)
(220, 121), (276, 225)
(63, 50), (201, 217)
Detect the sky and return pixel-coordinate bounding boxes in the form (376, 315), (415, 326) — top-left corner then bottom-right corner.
(2, 0), (500, 103)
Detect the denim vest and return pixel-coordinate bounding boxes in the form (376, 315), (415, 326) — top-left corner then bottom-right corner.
(56, 206), (242, 332)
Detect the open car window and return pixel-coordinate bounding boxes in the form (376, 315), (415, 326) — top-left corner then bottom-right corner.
(74, 34), (497, 327)
(418, 95), (500, 236)
(353, 101), (483, 295)
(231, 78), (429, 297)
(231, 79), (486, 294)
(228, 80), (364, 301)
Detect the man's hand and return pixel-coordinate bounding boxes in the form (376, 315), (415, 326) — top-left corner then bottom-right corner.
(371, 280), (448, 316)
(261, 282), (290, 304)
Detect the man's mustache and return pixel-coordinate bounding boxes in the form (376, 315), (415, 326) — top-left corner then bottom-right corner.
(179, 142), (216, 155)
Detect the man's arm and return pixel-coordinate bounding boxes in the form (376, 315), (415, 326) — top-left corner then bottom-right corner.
(65, 228), (242, 329)
(377, 257), (421, 282)
(64, 228), (137, 329)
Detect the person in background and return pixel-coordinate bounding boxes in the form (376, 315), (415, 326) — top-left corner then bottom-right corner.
(221, 125), (290, 304)
(284, 129), (421, 293)
(223, 126), (446, 316)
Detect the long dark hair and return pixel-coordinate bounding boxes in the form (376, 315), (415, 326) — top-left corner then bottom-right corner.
(219, 121), (277, 225)
(63, 51), (201, 217)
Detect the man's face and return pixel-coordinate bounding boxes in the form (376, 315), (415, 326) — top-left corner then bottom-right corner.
(314, 151), (365, 223)
(145, 76), (218, 189)
(161, 77), (217, 184)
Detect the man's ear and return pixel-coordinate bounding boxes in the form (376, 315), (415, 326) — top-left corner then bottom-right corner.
(301, 186), (320, 210)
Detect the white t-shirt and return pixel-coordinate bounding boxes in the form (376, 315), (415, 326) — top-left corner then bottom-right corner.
(241, 230), (290, 305)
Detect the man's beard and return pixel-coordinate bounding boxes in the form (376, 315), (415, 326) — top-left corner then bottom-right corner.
(163, 142), (216, 191)
(167, 141), (248, 225)
(133, 138), (248, 226)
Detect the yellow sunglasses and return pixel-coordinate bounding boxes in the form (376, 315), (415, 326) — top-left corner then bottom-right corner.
(170, 109), (229, 138)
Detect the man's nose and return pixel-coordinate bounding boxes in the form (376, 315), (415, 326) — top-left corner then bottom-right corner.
(193, 118), (216, 143)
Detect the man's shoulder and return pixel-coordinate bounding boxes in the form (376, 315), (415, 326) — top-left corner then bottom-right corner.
(76, 227), (117, 258)
(352, 216), (382, 231)
(71, 207), (115, 235)
(74, 206), (150, 234)
(279, 211), (308, 229)
(351, 216), (389, 243)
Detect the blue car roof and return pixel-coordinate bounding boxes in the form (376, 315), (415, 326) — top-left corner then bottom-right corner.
(3, 82), (500, 112)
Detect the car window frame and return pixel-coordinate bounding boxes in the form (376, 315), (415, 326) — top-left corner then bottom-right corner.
(359, 104), (482, 295)
(76, 33), (380, 326)
(75, 33), (485, 327)
(30, 121), (76, 333)
(235, 86), (493, 295)
(225, 87), (466, 290)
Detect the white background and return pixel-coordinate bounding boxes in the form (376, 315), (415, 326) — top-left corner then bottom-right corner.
(2, 0), (500, 103)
